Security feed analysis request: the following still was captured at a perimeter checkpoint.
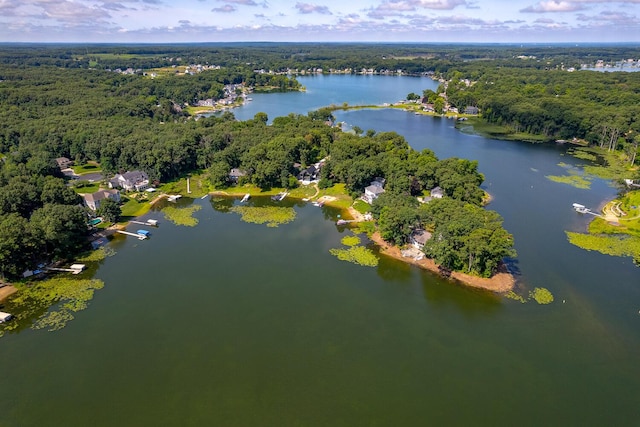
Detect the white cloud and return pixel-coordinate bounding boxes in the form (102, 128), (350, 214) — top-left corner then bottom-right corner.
(295, 2), (332, 14)
(521, 0), (640, 13)
(521, 1), (586, 12)
(213, 4), (237, 12)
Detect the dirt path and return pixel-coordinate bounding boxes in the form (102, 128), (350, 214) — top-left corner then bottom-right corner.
(370, 232), (515, 293)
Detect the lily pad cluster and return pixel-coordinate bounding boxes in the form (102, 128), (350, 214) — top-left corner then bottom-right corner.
(329, 233), (378, 267)
(230, 206), (296, 227)
(162, 204), (202, 226)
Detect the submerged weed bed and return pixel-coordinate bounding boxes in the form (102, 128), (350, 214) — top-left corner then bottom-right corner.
(162, 204), (202, 226)
(546, 174), (592, 189)
(330, 232), (378, 267)
(1, 277), (105, 335)
(230, 206), (296, 227)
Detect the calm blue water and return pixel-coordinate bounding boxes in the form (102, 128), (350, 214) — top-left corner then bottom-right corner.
(1, 75), (638, 427)
(231, 74), (438, 121)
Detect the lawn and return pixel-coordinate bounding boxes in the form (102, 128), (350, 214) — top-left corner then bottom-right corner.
(352, 199), (371, 214)
(317, 183), (353, 209)
(72, 183), (101, 194)
(72, 162), (102, 175)
(120, 197), (151, 220)
(159, 173), (210, 198)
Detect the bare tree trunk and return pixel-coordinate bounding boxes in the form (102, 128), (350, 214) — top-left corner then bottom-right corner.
(599, 125), (608, 149)
(608, 128), (619, 152)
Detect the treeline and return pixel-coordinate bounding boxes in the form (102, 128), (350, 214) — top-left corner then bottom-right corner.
(435, 66), (640, 163)
(0, 64), (300, 182)
(2, 43), (639, 73)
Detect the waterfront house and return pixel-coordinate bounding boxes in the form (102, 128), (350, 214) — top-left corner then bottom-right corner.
(363, 184), (385, 204)
(297, 164), (319, 182)
(464, 106), (479, 115)
(83, 189), (121, 211)
(229, 168), (247, 184)
(409, 229), (432, 249)
(363, 177), (386, 204)
(109, 171), (149, 192)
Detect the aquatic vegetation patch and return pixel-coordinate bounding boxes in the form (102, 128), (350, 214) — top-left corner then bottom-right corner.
(546, 174), (591, 189)
(570, 151), (598, 162)
(76, 247), (116, 263)
(230, 206), (296, 227)
(340, 235), (361, 247)
(504, 291), (527, 303)
(162, 204), (202, 226)
(566, 231), (640, 265)
(352, 221), (376, 237)
(529, 287), (554, 304)
(4, 277), (105, 333)
(330, 246), (378, 267)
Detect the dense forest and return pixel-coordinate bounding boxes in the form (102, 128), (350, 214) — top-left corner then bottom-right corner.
(439, 65), (640, 161)
(2, 42), (638, 279)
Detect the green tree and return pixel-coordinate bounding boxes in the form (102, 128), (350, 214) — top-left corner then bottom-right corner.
(407, 92), (420, 101)
(0, 213), (38, 279)
(96, 198), (121, 224)
(30, 204), (88, 259)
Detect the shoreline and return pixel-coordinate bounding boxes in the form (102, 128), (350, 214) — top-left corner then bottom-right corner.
(172, 190), (515, 293)
(369, 232), (515, 293)
(0, 285), (18, 302)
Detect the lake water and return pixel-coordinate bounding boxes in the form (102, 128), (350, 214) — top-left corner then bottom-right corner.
(1, 75), (638, 426)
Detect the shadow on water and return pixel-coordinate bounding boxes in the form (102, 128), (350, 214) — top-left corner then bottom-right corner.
(420, 272), (504, 318)
(375, 251), (414, 284)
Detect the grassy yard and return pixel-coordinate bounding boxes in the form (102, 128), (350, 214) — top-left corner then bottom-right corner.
(72, 183), (101, 194)
(71, 162), (102, 175)
(317, 183), (353, 209)
(119, 197), (152, 220)
(160, 173), (210, 198)
(352, 199), (371, 214)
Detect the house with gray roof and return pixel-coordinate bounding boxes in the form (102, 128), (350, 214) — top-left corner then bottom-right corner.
(109, 171), (149, 192)
(83, 189), (121, 211)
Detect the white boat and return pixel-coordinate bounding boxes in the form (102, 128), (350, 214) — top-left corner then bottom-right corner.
(271, 192), (288, 201)
(241, 193), (250, 203)
(0, 311), (13, 323)
(167, 195), (182, 202)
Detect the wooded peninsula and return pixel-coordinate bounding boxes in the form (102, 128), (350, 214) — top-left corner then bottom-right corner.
(1, 43), (639, 287)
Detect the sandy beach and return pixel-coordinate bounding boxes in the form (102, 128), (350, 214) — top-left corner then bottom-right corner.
(370, 232), (515, 293)
(0, 285), (18, 302)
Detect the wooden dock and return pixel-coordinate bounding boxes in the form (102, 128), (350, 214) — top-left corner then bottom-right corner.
(129, 220), (159, 227)
(116, 230), (148, 240)
(573, 203), (603, 217)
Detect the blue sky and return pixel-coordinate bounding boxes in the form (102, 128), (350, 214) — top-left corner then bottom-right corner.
(0, 0), (638, 43)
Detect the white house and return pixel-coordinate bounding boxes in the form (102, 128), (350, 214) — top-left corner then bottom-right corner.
(409, 229), (432, 249)
(83, 189), (121, 211)
(363, 184), (385, 204)
(109, 171), (149, 192)
(430, 186), (444, 199)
